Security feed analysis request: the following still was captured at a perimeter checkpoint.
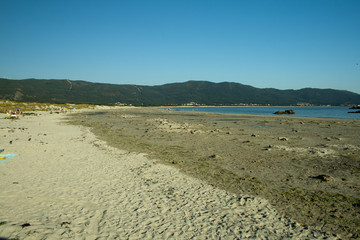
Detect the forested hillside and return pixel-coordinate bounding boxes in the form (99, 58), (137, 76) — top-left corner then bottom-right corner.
(1, 78), (359, 106)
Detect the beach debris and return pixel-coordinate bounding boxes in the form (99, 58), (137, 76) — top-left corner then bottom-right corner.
(21, 223), (31, 228)
(210, 129), (220, 133)
(9, 140), (12, 144)
(0, 154), (19, 162)
(251, 134), (257, 137)
(324, 137), (341, 141)
(61, 221), (71, 227)
(273, 109), (295, 114)
(209, 154), (220, 159)
(264, 145), (272, 151)
(278, 137), (288, 141)
(311, 175), (332, 182)
(0, 149), (4, 153)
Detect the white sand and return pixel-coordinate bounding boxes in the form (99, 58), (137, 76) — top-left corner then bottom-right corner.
(0, 111), (339, 239)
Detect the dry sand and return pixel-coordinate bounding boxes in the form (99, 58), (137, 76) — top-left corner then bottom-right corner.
(0, 108), (350, 239)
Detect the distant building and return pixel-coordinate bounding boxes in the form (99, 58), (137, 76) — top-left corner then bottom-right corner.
(297, 102), (313, 106)
(115, 102), (128, 106)
(184, 102), (200, 106)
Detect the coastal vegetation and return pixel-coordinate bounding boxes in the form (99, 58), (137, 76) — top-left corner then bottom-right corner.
(0, 100), (94, 113)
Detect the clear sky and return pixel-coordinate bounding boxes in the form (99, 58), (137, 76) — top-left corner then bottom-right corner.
(1, 0), (359, 93)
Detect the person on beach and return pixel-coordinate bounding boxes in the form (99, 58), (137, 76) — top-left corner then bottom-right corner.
(10, 112), (19, 119)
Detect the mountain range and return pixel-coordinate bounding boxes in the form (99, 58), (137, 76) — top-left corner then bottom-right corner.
(1, 78), (359, 106)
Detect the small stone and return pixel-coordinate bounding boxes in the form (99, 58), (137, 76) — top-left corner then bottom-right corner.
(251, 134), (257, 137)
(278, 137), (288, 141)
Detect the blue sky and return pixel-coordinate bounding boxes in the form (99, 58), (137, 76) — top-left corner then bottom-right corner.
(1, 0), (359, 93)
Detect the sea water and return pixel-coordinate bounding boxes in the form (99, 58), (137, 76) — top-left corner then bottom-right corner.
(171, 106), (360, 119)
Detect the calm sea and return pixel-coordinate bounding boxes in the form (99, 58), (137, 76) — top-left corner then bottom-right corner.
(171, 106), (360, 119)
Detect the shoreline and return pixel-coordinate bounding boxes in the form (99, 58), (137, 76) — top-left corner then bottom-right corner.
(168, 105), (347, 107)
(167, 106), (360, 120)
(0, 109), (345, 239)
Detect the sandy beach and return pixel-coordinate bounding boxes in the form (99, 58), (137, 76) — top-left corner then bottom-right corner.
(0, 108), (356, 239)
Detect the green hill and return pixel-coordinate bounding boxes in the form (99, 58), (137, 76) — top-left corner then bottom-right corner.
(0, 78), (359, 106)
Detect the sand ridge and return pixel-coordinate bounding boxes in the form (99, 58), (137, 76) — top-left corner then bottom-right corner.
(0, 111), (339, 239)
